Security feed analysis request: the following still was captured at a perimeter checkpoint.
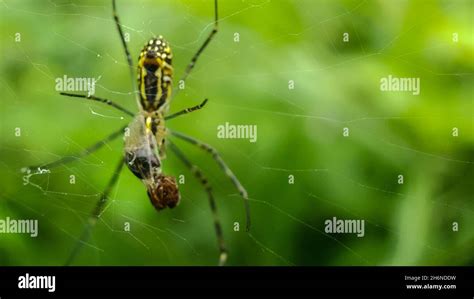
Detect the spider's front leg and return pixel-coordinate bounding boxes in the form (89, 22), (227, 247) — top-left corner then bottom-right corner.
(167, 140), (228, 266)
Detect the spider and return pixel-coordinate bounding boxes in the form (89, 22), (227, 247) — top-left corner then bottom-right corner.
(22, 0), (250, 266)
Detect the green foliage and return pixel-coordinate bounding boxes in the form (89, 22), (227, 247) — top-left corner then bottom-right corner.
(0, 0), (472, 266)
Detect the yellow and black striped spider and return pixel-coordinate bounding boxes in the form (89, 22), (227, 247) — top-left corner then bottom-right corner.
(23, 0), (250, 266)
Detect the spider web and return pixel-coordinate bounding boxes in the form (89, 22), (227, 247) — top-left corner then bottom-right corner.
(0, 0), (473, 266)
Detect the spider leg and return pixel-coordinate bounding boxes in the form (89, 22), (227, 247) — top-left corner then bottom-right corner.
(169, 130), (251, 231)
(22, 125), (126, 173)
(60, 92), (134, 117)
(112, 0), (134, 81)
(167, 140), (227, 266)
(165, 99), (208, 121)
(65, 157), (125, 265)
(173, 0), (219, 99)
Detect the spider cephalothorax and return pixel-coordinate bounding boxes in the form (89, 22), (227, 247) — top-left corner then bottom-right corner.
(124, 114), (174, 210)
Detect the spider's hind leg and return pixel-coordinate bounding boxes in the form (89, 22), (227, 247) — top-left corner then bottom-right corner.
(172, 0), (219, 101)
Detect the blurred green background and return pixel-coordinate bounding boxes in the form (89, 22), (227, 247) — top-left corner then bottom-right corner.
(0, 0), (473, 266)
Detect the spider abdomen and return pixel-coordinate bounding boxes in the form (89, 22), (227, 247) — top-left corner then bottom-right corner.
(137, 36), (173, 112)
